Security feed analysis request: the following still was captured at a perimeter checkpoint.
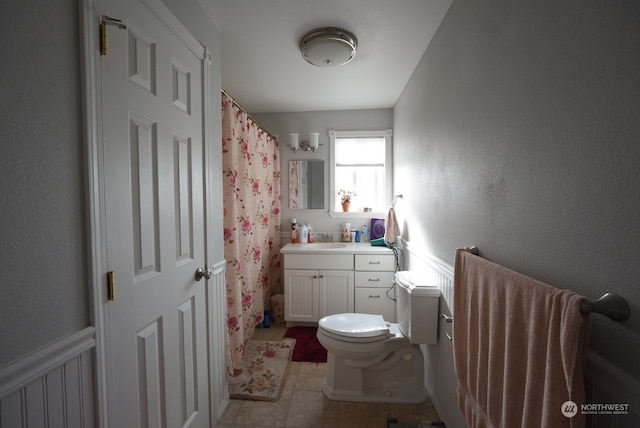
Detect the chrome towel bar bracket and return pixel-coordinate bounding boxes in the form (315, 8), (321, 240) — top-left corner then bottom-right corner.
(580, 292), (630, 322)
(391, 194), (403, 208)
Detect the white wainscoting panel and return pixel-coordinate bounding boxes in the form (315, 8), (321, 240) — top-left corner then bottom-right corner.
(401, 239), (640, 428)
(402, 241), (455, 313)
(400, 240), (467, 428)
(209, 261), (230, 422)
(0, 327), (96, 427)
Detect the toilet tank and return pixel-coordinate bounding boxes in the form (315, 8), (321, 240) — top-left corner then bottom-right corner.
(395, 271), (440, 344)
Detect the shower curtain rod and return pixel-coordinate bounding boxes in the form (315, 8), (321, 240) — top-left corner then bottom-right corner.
(221, 89), (278, 142)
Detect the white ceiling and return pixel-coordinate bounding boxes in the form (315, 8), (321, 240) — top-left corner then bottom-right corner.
(198, 0), (452, 113)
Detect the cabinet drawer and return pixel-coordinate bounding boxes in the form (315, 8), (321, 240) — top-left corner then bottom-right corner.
(354, 271), (395, 288)
(355, 288), (396, 322)
(285, 253), (354, 270)
(354, 254), (395, 271)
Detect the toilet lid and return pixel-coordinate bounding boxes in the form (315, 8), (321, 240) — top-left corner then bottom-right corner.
(395, 271), (441, 297)
(319, 313), (391, 340)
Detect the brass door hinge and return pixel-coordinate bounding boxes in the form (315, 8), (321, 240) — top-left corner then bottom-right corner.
(100, 15), (127, 56)
(107, 271), (115, 301)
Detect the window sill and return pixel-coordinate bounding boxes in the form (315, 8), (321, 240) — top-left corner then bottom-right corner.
(328, 211), (386, 219)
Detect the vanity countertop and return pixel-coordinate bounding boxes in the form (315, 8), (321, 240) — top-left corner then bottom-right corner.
(280, 242), (393, 255)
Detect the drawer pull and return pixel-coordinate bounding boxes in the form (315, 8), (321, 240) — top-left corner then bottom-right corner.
(368, 278), (380, 282)
(369, 294), (381, 298)
(369, 261), (381, 264)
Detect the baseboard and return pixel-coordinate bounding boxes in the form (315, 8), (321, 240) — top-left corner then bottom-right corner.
(424, 377), (448, 427)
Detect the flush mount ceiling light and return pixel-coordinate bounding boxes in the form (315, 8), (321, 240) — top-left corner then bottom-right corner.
(300, 27), (358, 67)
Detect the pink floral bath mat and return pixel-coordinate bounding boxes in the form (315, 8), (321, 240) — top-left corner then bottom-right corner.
(229, 338), (295, 401)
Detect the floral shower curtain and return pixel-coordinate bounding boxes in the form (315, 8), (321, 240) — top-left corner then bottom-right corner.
(221, 92), (282, 374)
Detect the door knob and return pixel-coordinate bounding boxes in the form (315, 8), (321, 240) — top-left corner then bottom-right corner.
(195, 267), (212, 281)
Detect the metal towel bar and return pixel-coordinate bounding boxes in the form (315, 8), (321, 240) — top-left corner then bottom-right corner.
(443, 292), (631, 341)
(442, 247), (633, 340)
(462, 246), (630, 323)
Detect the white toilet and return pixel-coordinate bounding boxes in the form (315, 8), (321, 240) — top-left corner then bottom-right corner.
(316, 271), (440, 404)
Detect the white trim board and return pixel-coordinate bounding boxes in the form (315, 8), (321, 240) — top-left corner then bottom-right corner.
(0, 327), (96, 427)
(0, 327), (96, 400)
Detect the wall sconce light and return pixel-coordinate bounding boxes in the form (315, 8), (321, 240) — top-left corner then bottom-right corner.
(289, 132), (321, 152)
(289, 133), (299, 151)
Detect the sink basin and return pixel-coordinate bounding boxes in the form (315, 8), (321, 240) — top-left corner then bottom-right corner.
(301, 242), (347, 249)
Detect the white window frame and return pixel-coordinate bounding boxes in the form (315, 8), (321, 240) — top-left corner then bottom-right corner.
(328, 129), (393, 218)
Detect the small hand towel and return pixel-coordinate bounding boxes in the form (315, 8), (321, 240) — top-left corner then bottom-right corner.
(384, 207), (400, 243)
(453, 249), (590, 428)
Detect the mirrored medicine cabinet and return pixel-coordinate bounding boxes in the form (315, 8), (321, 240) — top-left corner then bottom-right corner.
(289, 160), (324, 209)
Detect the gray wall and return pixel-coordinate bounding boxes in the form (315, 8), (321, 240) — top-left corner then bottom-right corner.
(252, 109), (393, 236)
(0, 0), (87, 367)
(394, 0), (640, 381)
(0, 0), (223, 370)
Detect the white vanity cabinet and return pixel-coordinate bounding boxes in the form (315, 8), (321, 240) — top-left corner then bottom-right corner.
(319, 270), (354, 318)
(283, 269), (319, 322)
(284, 254), (354, 323)
(354, 254), (397, 322)
(280, 244), (395, 325)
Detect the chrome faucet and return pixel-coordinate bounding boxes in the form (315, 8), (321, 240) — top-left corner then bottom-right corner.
(320, 233), (333, 242)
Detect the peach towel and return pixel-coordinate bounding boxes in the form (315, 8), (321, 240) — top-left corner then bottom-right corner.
(384, 207), (400, 243)
(453, 249), (590, 428)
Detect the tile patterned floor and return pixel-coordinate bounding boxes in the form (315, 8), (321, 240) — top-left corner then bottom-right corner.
(218, 323), (441, 428)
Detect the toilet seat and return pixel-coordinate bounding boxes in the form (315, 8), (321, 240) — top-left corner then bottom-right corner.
(315, 270), (437, 404)
(318, 313), (392, 343)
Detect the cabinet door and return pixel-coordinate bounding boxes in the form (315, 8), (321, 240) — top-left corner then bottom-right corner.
(355, 288), (396, 322)
(318, 270), (354, 319)
(284, 269), (318, 322)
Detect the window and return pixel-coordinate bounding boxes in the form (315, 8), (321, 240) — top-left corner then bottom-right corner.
(329, 129), (392, 214)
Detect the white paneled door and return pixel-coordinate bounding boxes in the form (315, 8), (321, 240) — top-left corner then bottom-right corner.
(101, 0), (210, 426)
